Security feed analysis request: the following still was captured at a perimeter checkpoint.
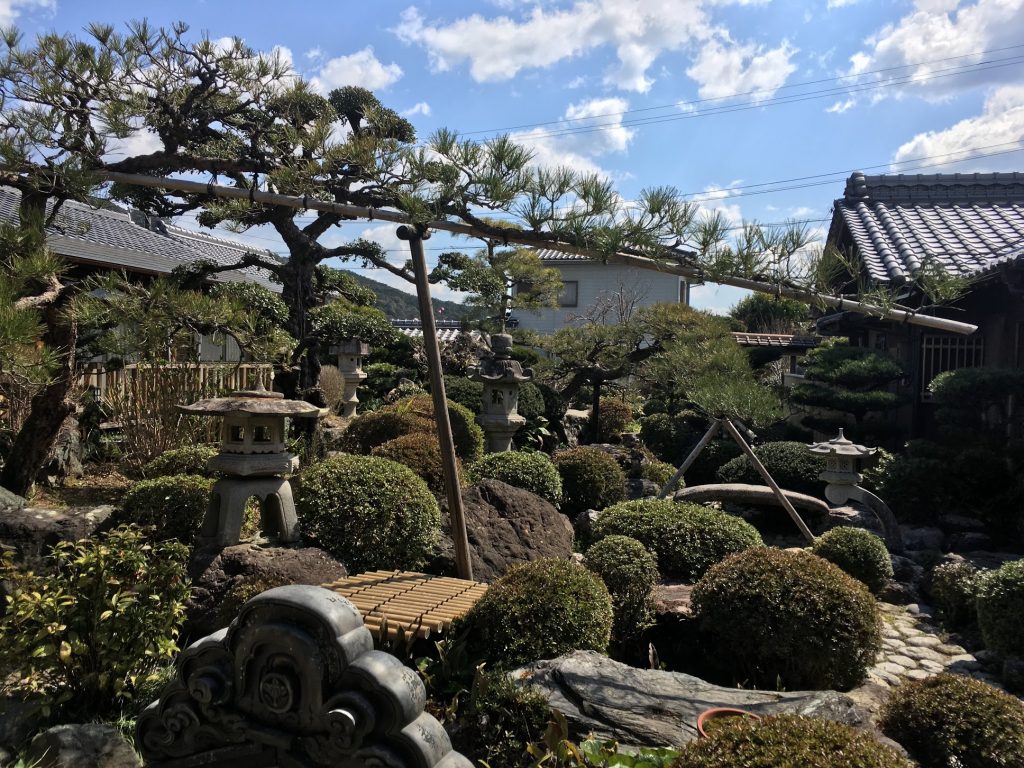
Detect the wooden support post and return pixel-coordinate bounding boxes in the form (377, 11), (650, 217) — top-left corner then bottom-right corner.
(657, 419), (721, 499)
(721, 417), (816, 544)
(398, 225), (474, 581)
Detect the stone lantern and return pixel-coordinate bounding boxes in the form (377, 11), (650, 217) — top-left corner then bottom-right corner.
(179, 384), (322, 546)
(808, 428), (877, 505)
(332, 339), (369, 419)
(469, 333), (533, 453)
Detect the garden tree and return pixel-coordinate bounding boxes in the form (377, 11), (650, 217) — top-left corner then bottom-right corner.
(789, 339), (904, 437)
(729, 292), (810, 334)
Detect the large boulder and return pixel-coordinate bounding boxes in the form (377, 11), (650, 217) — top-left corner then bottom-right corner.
(515, 651), (874, 748)
(24, 724), (139, 768)
(185, 543), (347, 640)
(431, 479), (574, 582)
(0, 504), (113, 569)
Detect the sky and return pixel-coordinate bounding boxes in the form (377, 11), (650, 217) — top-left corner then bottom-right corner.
(6, 0), (1024, 312)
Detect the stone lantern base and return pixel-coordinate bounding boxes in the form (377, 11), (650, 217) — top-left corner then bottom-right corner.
(478, 414), (526, 453)
(201, 476), (300, 547)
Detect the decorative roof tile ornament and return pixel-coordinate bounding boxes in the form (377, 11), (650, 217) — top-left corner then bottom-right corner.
(469, 333), (533, 453)
(136, 584), (473, 767)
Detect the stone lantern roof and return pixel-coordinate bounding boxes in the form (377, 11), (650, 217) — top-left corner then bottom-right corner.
(808, 428), (876, 459)
(179, 383), (321, 418)
(470, 333), (533, 384)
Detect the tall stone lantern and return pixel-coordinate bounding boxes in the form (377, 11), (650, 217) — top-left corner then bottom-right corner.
(179, 384), (322, 547)
(332, 339), (369, 419)
(469, 333), (533, 453)
(808, 428), (877, 504)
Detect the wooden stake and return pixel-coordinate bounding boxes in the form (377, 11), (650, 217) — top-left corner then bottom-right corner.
(94, 171), (980, 336)
(721, 418), (816, 544)
(398, 225), (474, 581)
(657, 419), (721, 499)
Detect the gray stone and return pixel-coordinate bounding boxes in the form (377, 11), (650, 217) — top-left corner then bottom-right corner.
(574, 509), (601, 545)
(879, 580), (919, 605)
(626, 478), (660, 500)
(877, 662), (908, 677)
(918, 659), (945, 673)
(889, 555), (925, 585)
(0, 696), (47, 755)
(673, 484), (830, 517)
(949, 532), (993, 552)
(903, 669), (931, 681)
(0, 487), (25, 512)
(888, 654), (916, 668)
(24, 724), (139, 768)
(938, 514), (988, 533)
(0, 505), (113, 569)
(899, 526), (946, 551)
(515, 651), (874, 748)
(903, 646), (944, 663)
(432, 479), (574, 583)
(905, 635), (942, 648)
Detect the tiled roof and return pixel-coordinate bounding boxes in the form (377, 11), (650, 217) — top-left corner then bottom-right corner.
(731, 332), (820, 349)
(831, 172), (1024, 284)
(0, 187), (280, 290)
(391, 319), (470, 343)
(535, 248), (594, 262)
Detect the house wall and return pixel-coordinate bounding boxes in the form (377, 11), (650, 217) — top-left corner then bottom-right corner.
(509, 262), (688, 335)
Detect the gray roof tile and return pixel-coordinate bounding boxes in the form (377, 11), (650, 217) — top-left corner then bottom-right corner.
(833, 172), (1024, 283)
(0, 187), (280, 290)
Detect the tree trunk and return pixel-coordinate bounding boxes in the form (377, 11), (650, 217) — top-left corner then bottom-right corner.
(1, 312), (78, 496)
(590, 376), (603, 443)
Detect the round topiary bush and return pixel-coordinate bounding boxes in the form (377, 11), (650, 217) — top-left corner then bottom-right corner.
(397, 395), (485, 463)
(880, 673), (1024, 768)
(341, 409), (430, 454)
(691, 548), (881, 690)
(673, 714), (913, 768)
(517, 381), (546, 422)
(584, 535), (659, 644)
(975, 559), (1024, 658)
(930, 560), (982, 629)
(598, 398), (634, 439)
(811, 526), (893, 594)
(552, 447), (626, 516)
(295, 454), (441, 573)
(468, 451), (562, 506)
(715, 441), (826, 495)
(142, 445), (218, 478)
(442, 375), (483, 415)
(121, 474), (214, 545)
(371, 432), (460, 498)
(462, 558), (613, 668)
(640, 459), (677, 487)
(591, 499), (763, 581)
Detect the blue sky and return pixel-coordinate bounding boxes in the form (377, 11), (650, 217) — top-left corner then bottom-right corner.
(6, 0), (1024, 312)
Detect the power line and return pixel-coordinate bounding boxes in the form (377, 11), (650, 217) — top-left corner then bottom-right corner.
(458, 42), (1024, 137)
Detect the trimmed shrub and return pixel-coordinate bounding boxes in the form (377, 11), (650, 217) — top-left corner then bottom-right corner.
(535, 382), (567, 423)
(598, 398), (634, 439)
(715, 441), (826, 495)
(692, 548), (881, 690)
(975, 559), (1024, 658)
(673, 714), (913, 768)
(811, 527), (893, 594)
(443, 375), (483, 415)
(121, 473), (214, 545)
(463, 558), (613, 668)
(372, 432), (459, 498)
(295, 454), (441, 573)
(142, 445), (218, 478)
(591, 499), (763, 581)
(640, 459), (677, 487)
(880, 673), (1024, 768)
(398, 395), (485, 463)
(585, 535), (659, 645)
(468, 451), (562, 506)
(517, 381), (546, 422)
(553, 447), (626, 516)
(930, 561), (982, 629)
(0, 526), (190, 719)
(341, 409), (430, 454)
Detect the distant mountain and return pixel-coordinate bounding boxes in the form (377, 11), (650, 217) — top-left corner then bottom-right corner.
(350, 271), (471, 321)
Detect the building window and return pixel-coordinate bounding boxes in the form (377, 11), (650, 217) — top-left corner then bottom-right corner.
(920, 333), (984, 398)
(559, 281), (578, 308)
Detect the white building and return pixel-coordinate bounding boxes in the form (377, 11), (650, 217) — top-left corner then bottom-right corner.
(508, 249), (690, 335)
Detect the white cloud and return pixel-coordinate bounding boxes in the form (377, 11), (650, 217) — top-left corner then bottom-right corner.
(0, 0), (54, 25)
(310, 47), (403, 94)
(305, 47), (324, 62)
(402, 101), (432, 117)
(103, 129), (162, 161)
(892, 83), (1024, 170)
(842, 0), (1024, 103)
(510, 97), (635, 176)
(827, 0), (859, 8)
(696, 183), (744, 227)
(826, 98), (856, 113)
(686, 37), (798, 99)
(394, 1), (794, 95)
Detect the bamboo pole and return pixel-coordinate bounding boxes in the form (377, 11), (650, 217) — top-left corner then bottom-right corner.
(399, 224), (474, 581)
(657, 419), (721, 499)
(721, 418), (816, 544)
(96, 171), (979, 335)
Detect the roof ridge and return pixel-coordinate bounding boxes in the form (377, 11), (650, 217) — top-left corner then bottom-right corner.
(842, 170), (1024, 205)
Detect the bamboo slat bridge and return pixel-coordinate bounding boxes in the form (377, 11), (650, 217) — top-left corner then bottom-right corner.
(322, 570), (488, 641)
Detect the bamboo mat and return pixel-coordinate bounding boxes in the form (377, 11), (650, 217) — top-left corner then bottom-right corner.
(322, 570), (488, 641)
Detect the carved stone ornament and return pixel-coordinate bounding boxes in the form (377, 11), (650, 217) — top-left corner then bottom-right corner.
(137, 585), (472, 768)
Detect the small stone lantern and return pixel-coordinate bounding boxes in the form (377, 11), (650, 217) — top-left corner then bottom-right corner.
(179, 384), (322, 546)
(469, 333), (533, 453)
(808, 428), (877, 505)
(332, 339), (369, 419)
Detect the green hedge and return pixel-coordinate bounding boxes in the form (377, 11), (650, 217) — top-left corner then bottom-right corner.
(811, 527), (893, 594)
(372, 432), (460, 498)
(584, 535), (659, 645)
(930, 561), (981, 630)
(121, 473), (214, 545)
(469, 451), (562, 506)
(975, 559), (1024, 658)
(591, 499), (763, 581)
(553, 447), (626, 516)
(142, 445), (218, 478)
(715, 441), (825, 495)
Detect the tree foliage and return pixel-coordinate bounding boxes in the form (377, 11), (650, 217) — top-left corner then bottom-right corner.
(728, 292), (810, 334)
